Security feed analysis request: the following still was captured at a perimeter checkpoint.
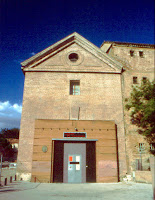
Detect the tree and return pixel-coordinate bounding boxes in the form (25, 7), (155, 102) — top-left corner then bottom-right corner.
(0, 128), (19, 139)
(0, 137), (15, 161)
(0, 128), (19, 161)
(125, 79), (155, 154)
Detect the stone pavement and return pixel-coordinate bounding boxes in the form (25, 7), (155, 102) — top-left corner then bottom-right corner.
(0, 181), (153, 200)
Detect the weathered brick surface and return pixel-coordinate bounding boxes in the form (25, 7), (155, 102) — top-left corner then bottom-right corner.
(18, 34), (154, 183)
(103, 43), (154, 181)
(18, 42), (127, 181)
(135, 171), (152, 183)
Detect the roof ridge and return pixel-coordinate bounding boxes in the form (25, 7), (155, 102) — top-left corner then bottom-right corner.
(101, 41), (155, 48)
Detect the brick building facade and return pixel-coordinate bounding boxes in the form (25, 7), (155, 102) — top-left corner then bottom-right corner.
(17, 32), (154, 183)
(101, 41), (154, 173)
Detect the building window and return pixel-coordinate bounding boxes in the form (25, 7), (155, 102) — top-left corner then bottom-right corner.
(133, 76), (138, 84)
(139, 51), (144, 58)
(130, 50), (134, 57)
(142, 77), (147, 83)
(150, 143), (155, 150)
(70, 80), (80, 95)
(68, 53), (79, 62)
(131, 119), (136, 124)
(139, 143), (145, 151)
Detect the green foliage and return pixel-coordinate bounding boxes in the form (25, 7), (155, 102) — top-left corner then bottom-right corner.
(0, 137), (15, 161)
(125, 79), (155, 151)
(0, 128), (19, 161)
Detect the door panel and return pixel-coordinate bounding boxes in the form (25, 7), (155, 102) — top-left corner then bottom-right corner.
(53, 141), (64, 182)
(64, 143), (86, 183)
(86, 142), (96, 182)
(68, 154), (81, 183)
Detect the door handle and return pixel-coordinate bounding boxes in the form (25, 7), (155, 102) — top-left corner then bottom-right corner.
(86, 166), (88, 168)
(70, 162), (79, 164)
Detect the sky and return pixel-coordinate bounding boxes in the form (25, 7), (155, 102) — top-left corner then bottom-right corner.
(0, 0), (154, 129)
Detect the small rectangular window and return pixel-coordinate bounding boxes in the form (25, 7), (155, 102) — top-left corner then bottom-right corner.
(133, 76), (137, 84)
(70, 80), (80, 95)
(139, 143), (145, 151)
(142, 77), (147, 83)
(150, 143), (155, 150)
(130, 50), (134, 57)
(139, 51), (144, 57)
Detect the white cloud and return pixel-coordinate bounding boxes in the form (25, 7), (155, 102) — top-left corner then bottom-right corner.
(12, 104), (22, 113)
(30, 52), (36, 56)
(0, 101), (22, 129)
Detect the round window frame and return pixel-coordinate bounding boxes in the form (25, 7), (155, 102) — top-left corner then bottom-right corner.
(66, 51), (83, 66)
(68, 53), (79, 63)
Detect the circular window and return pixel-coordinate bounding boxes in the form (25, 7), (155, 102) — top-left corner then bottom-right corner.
(68, 53), (79, 62)
(63, 51), (83, 66)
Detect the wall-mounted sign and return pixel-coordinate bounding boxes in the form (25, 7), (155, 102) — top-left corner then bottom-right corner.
(76, 156), (80, 162)
(69, 156), (73, 162)
(42, 145), (48, 153)
(64, 132), (86, 138)
(76, 164), (80, 171)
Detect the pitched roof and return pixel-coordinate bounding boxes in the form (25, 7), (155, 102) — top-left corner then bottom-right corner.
(21, 32), (123, 73)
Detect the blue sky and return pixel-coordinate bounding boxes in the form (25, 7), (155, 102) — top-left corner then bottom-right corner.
(0, 0), (154, 129)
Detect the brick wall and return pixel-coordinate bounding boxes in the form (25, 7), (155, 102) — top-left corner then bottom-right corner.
(17, 70), (127, 181)
(17, 40), (128, 181)
(104, 44), (154, 175)
(135, 171), (152, 183)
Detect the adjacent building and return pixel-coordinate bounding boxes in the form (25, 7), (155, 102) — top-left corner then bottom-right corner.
(101, 41), (154, 174)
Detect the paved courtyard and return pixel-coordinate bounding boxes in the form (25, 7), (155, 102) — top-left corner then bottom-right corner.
(0, 181), (153, 200)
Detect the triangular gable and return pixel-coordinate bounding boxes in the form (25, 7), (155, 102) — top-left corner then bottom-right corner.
(21, 32), (123, 73)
